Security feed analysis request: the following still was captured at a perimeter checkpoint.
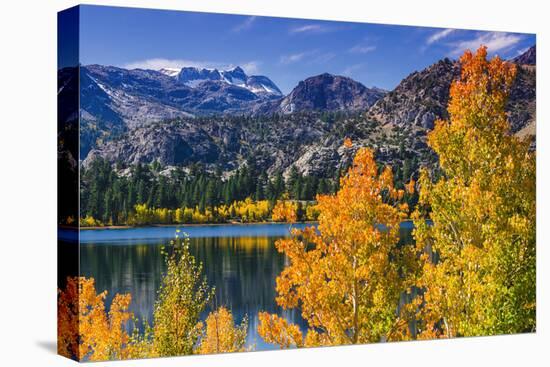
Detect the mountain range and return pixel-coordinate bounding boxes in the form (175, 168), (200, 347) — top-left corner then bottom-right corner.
(59, 63), (389, 157)
(60, 46), (536, 178)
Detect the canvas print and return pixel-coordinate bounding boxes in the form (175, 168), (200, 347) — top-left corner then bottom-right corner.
(57, 4), (536, 362)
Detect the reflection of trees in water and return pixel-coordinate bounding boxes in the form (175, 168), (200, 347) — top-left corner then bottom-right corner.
(80, 244), (165, 331)
(79, 235), (308, 346)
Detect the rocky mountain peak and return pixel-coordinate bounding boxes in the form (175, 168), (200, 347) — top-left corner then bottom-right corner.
(226, 66), (246, 75)
(512, 45), (536, 65)
(277, 73), (387, 114)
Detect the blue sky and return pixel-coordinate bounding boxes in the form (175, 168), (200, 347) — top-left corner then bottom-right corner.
(78, 5), (535, 94)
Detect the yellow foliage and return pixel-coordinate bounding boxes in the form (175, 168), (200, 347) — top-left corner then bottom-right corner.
(81, 196), (301, 226)
(118, 199), (272, 226)
(174, 208), (184, 223)
(152, 236), (213, 356)
(199, 307), (248, 354)
(413, 46), (536, 338)
(80, 215), (102, 227)
(229, 198), (271, 222)
(305, 203), (320, 221)
(133, 203), (154, 225)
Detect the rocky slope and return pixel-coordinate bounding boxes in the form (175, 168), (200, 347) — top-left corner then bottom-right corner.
(507, 64), (536, 134)
(84, 114), (328, 172)
(85, 120), (221, 167)
(366, 48), (536, 134)
(83, 112), (436, 185)
(366, 58), (459, 129)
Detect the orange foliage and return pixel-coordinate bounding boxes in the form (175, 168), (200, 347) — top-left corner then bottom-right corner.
(343, 137), (353, 148)
(272, 200), (298, 223)
(257, 312), (304, 348)
(258, 147), (415, 347)
(58, 277), (132, 361)
(58, 277), (80, 359)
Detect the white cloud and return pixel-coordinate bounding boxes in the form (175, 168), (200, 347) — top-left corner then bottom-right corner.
(348, 44), (376, 54)
(122, 58), (261, 74)
(426, 28), (456, 45)
(279, 50), (334, 65)
(233, 16), (256, 32)
(289, 24), (330, 35)
(449, 32), (523, 57)
(123, 58), (217, 70)
(280, 51), (310, 64)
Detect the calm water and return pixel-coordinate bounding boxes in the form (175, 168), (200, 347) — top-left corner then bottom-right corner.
(79, 223), (311, 351)
(78, 222), (414, 351)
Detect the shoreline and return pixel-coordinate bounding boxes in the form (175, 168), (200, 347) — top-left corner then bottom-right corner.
(76, 220), (415, 231)
(78, 221), (318, 231)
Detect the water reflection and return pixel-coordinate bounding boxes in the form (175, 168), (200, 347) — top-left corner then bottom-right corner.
(80, 233), (306, 350)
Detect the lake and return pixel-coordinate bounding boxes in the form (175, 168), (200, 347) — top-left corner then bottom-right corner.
(79, 223), (311, 351)
(78, 222), (414, 351)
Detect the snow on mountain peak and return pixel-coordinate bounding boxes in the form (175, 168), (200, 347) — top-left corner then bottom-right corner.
(158, 68), (181, 77)
(160, 65), (282, 96)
